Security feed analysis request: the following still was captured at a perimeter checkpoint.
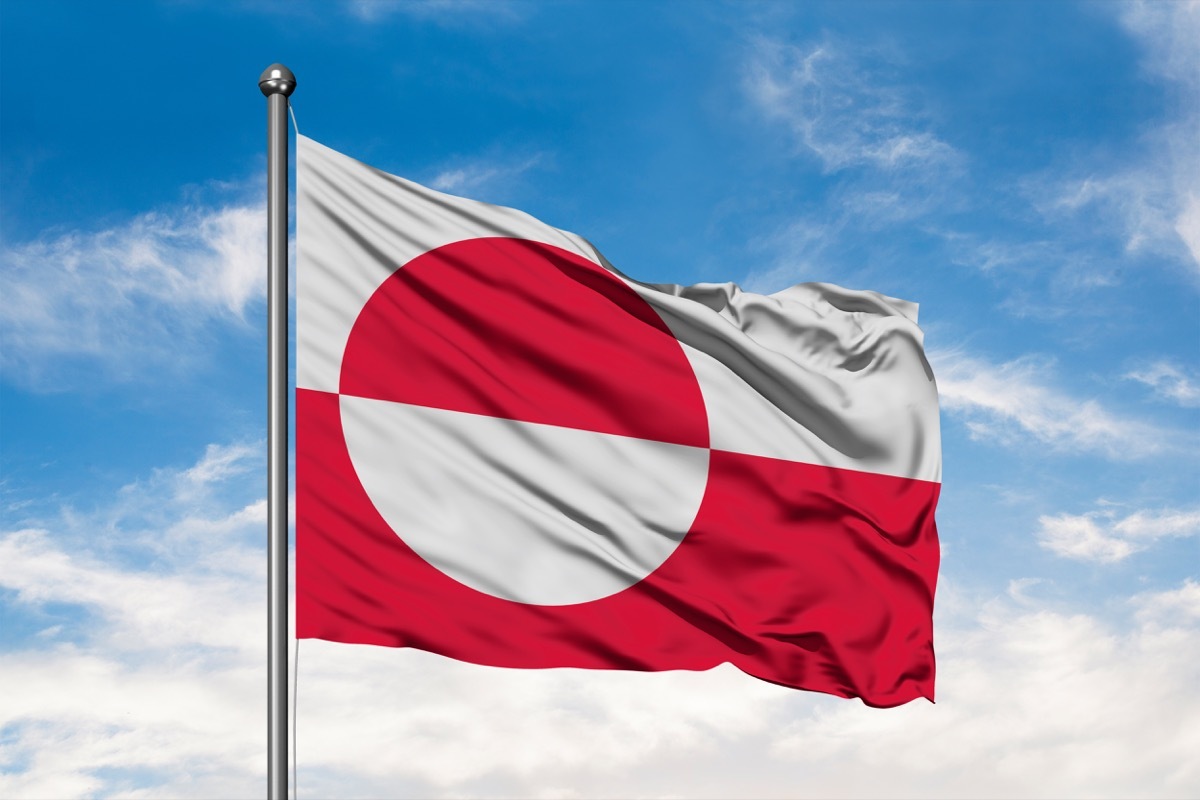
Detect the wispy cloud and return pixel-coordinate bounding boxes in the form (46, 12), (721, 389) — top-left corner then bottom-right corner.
(941, 233), (1121, 297)
(1125, 360), (1200, 407)
(744, 37), (958, 174)
(1120, 0), (1200, 95)
(931, 349), (1176, 458)
(345, 0), (525, 25)
(0, 200), (266, 388)
(1176, 191), (1200, 267)
(1037, 506), (1200, 563)
(1027, 2), (1200, 279)
(1032, 164), (1199, 275)
(178, 442), (262, 493)
(428, 152), (545, 198)
(737, 34), (968, 291)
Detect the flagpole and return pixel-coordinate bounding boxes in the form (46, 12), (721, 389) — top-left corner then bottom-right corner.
(259, 62), (295, 800)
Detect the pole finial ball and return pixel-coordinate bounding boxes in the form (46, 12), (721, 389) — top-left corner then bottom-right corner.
(259, 63), (297, 97)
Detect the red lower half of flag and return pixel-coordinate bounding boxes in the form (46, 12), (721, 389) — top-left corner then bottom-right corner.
(297, 389), (939, 707)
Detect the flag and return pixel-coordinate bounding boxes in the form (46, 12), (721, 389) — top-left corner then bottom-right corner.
(295, 135), (941, 707)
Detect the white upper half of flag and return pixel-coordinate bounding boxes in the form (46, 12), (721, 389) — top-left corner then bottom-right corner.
(297, 134), (941, 484)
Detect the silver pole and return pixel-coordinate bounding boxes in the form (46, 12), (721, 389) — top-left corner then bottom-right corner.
(259, 62), (295, 800)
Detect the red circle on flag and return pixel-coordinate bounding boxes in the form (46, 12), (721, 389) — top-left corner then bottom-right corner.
(336, 237), (711, 605)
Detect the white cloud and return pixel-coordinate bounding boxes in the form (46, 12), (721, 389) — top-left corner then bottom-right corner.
(931, 349), (1174, 457)
(0, 527), (261, 653)
(1037, 513), (1137, 563)
(3, 445), (1199, 798)
(744, 37), (958, 173)
(1134, 579), (1200, 625)
(178, 442), (262, 493)
(0, 201), (266, 387)
(1125, 360), (1200, 407)
(1038, 506), (1200, 563)
(0, 651), (266, 800)
(293, 647), (785, 793)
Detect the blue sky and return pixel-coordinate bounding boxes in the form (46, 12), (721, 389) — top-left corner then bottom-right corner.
(2, 1), (1198, 797)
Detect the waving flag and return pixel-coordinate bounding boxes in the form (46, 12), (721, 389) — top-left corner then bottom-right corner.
(295, 135), (941, 707)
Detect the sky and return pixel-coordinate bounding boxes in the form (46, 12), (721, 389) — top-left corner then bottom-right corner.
(1, 0), (1199, 797)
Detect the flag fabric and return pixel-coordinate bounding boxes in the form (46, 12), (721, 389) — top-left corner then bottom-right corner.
(295, 135), (941, 707)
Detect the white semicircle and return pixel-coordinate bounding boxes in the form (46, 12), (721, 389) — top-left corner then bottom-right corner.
(340, 396), (711, 606)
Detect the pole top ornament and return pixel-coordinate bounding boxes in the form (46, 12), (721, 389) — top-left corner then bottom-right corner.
(259, 63), (296, 97)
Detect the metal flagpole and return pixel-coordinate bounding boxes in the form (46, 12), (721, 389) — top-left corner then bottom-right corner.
(259, 62), (295, 800)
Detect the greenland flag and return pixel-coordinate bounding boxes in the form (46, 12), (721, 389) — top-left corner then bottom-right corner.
(295, 135), (941, 707)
